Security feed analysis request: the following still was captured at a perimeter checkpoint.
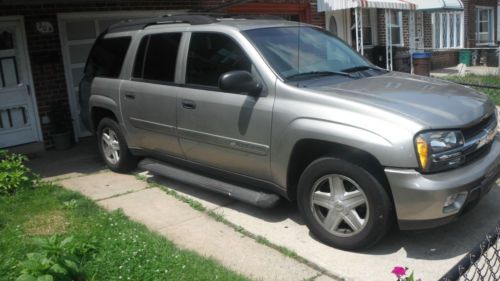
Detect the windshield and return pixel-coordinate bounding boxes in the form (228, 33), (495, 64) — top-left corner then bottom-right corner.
(244, 26), (373, 80)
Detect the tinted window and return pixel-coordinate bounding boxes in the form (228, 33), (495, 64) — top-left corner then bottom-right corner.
(133, 33), (181, 82)
(186, 33), (251, 87)
(85, 37), (131, 78)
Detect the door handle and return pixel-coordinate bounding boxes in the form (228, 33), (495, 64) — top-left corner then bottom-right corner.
(182, 99), (196, 110)
(124, 93), (136, 100)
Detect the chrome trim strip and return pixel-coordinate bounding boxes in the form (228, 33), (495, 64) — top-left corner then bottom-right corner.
(178, 128), (269, 156)
(129, 117), (176, 135)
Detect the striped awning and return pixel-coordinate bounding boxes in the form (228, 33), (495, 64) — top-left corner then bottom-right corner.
(409, 0), (463, 11)
(317, 0), (416, 12)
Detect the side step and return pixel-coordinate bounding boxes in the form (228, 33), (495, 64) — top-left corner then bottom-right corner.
(139, 158), (280, 208)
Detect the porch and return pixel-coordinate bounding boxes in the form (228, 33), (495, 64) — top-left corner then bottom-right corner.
(317, 0), (495, 74)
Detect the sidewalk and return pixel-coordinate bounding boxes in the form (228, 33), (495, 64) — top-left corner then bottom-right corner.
(30, 139), (500, 281)
(57, 171), (333, 281)
(431, 65), (499, 78)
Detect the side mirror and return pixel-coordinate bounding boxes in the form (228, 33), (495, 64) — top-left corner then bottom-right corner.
(219, 70), (263, 96)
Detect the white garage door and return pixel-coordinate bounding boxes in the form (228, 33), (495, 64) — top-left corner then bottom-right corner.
(58, 11), (177, 138)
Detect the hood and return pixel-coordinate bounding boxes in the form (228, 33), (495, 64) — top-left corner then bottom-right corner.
(307, 72), (495, 129)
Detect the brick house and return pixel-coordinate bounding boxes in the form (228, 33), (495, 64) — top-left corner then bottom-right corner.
(0, 0), (497, 152)
(0, 0), (324, 152)
(320, 0), (498, 71)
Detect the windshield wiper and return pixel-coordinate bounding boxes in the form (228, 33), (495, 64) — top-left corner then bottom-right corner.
(341, 65), (384, 73)
(286, 71), (353, 80)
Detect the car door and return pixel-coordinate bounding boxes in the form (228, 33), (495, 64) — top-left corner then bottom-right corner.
(120, 31), (184, 157)
(176, 32), (274, 180)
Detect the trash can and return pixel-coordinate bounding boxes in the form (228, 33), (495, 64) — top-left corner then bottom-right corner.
(459, 50), (472, 66)
(412, 52), (432, 76)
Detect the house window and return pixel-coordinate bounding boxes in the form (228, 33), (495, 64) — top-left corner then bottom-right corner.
(476, 6), (495, 45)
(432, 12), (464, 49)
(390, 11), (403, 46)
(350, 9), (375, 46)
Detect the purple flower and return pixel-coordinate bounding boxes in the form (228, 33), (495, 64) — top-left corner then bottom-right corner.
(391, 266), (407, 278)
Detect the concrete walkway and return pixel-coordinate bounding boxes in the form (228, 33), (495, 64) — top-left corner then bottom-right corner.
(431, 65), (499, 78)
(29, 139), (500, 281)
(56, 170), (329, 281)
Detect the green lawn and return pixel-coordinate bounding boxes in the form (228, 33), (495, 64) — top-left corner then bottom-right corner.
(0, 184), (249, 281)
(442, 74), (500, 105)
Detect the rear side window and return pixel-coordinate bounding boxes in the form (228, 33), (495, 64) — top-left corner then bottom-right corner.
(85, 36), (131, 78)
(133, 33), (181, 83)
(186, 33), (251, 88)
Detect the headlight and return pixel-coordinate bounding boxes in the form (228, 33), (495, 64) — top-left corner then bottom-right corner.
(415, 131), (465, 172)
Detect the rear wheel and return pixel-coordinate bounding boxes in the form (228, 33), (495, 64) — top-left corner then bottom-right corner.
(297, 157), (393, 250)
(97, 118), (137, 172)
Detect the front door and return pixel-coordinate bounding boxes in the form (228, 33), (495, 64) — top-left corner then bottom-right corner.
(0, 19), (40, 148)
(176, 32), (274, 180)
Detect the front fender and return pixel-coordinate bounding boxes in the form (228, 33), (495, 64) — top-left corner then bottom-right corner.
(271, 118), (418, 188)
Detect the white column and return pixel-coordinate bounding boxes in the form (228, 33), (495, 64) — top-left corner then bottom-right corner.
(409, 10), (416, 74)
(385, 9), (393, 71)
(354, 7), (364, 55)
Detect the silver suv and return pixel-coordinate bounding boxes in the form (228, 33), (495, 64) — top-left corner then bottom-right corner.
(80, 15), (500, 250)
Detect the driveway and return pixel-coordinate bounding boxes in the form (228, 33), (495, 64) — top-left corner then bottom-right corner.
(29, 139), (500, 281)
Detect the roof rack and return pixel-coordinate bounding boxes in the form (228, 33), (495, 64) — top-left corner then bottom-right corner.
(105, 13), (286, 34)
(107, 14), (219, 33)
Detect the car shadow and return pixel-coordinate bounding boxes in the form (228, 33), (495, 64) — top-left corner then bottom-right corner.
(146, 171), (500, 261)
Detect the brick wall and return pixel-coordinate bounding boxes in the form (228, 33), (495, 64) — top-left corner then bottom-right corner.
(0, 0), (322, 148)
(0, 1), (203, 147)
(431, 50), (459, 69)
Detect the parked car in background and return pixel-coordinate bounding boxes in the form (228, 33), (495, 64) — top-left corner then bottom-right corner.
(80, 15), (500, 250)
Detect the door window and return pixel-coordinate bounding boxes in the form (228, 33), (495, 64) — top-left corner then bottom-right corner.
(0, 30), (20, 88)
(133, 33), (181, 83)
(186, 33), (251, 88)
(84, 36), (131, 78)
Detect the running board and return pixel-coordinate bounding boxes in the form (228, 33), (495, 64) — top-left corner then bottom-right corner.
(139, 158), (280, 208)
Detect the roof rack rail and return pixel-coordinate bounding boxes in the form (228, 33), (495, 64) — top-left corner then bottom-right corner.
(105, 13), (286, 34)
(229, 14), (285, 20)
(107, 14), (219, 33)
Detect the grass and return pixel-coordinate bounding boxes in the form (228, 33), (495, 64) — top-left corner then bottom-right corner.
(442, 74), (500, 104)
(0, 184), (249, 281)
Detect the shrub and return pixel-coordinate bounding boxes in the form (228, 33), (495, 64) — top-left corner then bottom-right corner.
(17, 235), (96, 281)
(0, 150), (38, 195)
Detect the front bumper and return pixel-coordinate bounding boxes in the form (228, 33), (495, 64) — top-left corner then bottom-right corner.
(385, 136), (500, 230)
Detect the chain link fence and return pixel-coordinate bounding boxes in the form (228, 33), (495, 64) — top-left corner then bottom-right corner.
(440, 221), (500, 281)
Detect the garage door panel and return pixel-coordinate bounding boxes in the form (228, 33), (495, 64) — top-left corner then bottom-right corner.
(66, 21), (96, 41)
(69, 44), (93, 64)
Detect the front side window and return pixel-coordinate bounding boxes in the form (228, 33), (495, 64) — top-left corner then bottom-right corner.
(245, 26), (371, 80)
(85, 36), (131, 78)
(433, 12), (464, 49)
(133, 33), (181, 83)
(186, 33), (251, 88)
(390, 11), (403, 46)
(476, 6), (495, 45)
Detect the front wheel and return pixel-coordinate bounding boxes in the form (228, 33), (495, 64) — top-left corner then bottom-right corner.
(297, 157), (393, 250)
(97, 118), (138, 173)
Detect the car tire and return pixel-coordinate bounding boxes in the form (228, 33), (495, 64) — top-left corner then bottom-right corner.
(297, 157), (393, 250)
(97, 117), (138, 173)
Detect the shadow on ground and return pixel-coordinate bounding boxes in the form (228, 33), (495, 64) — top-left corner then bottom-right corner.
(27, 140), (500, 279)
(147, 173), (500, 262)
(28, 137), (106, 179)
